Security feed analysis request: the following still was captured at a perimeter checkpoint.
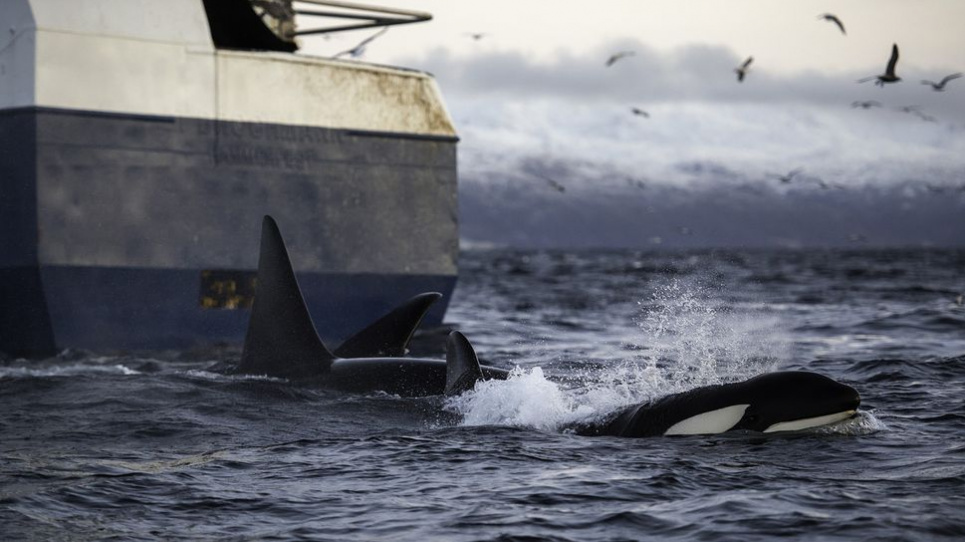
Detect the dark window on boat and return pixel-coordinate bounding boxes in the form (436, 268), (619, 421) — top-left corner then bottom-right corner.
(199, 270), (257, 309)
(201, 0), (298, 52)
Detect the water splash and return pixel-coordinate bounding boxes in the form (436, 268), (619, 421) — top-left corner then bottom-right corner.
(445, 367), (594, 431)
(448, 276), (792, 432)
(813, 410), (887, 436)
(631, 277), (789, 391)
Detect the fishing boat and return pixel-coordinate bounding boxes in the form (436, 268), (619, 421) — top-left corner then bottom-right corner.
(0, 0), (459, 357)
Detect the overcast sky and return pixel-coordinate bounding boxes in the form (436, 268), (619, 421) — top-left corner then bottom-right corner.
(297, 1), (965, 247)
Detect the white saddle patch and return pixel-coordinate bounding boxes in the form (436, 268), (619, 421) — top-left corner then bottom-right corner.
(763, 410), (856, 433)
(664, 404), (750, 435)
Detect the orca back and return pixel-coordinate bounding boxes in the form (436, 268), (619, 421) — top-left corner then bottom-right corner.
(445, 331), (485, 396)
(334, 292), (442, 358)
(237, 216), (335, 379)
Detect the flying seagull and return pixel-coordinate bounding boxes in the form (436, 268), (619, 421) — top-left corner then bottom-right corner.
(817, 13), (846, 35)
(735, 56), (753, 82)
(857, 43), (901, 87)
(606, 51), (635, 67)
(630, 107), (650, 118)
(921, 73), (963, 91)
(333, 27), (389, 59)
(851, 100), (881, 109)
(626, 178), (646, 190)
(773, 168), (804, 184)
(895, 106), (937, 122)
(810, 178), (836, 190)
(533, 173), (565, 193)
(465, 32), (488, 41)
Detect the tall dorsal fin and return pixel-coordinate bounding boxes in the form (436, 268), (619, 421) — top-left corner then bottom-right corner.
(237, 216), (335, 379)
(334, 292), (442, 358)
(445, 331), (484, 396)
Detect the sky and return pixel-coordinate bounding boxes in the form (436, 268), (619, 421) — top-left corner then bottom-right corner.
(297, 1), (965, 248)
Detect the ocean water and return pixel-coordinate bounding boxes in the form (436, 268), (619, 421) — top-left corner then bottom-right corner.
(2, 248), (964, 541)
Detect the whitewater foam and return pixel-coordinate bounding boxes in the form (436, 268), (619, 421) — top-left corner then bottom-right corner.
(447, 276), (792, 432)
(0, 363), (141, 378)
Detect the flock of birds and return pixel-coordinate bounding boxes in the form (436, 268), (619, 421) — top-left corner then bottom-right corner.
(590, 12), (963, 197)
(605, 13), (961, 121)
(324, 13), (961, 200)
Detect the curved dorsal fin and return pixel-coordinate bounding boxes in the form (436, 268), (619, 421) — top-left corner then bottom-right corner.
(445, 331), (484, 396)
(237, 216), (335, 379)
(334, 292), (442, 358)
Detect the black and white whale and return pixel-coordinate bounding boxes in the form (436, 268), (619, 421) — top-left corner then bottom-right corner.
(233, 216), (508, 396)
(241, 215), (861, 433)
(573, 371), (861, 437)
(445, 332), (862, 437)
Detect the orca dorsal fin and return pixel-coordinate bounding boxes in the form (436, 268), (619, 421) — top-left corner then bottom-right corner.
(237, 216), (335, 379)
(334, 292), (442, 358)
(445, 331), (484, 396)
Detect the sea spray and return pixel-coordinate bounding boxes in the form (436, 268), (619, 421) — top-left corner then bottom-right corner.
(445, 367), (593, 431)
(633, 276), (788, 391)
(813, 410), (887, 436)
(448, 275), (792, 431)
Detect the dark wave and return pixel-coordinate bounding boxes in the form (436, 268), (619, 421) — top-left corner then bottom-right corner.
(3, 248), (965, 541)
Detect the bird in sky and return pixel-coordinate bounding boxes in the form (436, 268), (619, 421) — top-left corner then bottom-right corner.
(894, 105), (936, 122)
(735, 56), (753, 82)
(333, 27), (388, 59)
(851, 100), (882, 109)
(465, 32), (488, 41)
(773, 168), (803, 184)
(817, 13), (846, 35)
(533, 173), (566, 193)
(605, 51), (635, 67)
(921, 73), (963, 91)
(626, 178), (647, 190)
(810, 178), (843, 190)
(857, 44), (901, 87)
(630, 107), (650, 118)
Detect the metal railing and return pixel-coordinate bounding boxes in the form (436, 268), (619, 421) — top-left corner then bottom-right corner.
(292, 0), (431, 36)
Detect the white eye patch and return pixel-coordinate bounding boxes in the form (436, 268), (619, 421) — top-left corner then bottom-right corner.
(664, 404), (751, 435)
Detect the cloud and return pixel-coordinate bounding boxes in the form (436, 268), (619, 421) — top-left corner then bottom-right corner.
(453, 97), (965, 187)
(405, 41), (965, 117)
(404, 41), (965, 188)
(397, 41), (965, 247)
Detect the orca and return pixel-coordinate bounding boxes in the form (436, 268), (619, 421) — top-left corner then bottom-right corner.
(233, 216), (508, 396)
(445, 333), (862, 437)
(239, 215), (862, 431)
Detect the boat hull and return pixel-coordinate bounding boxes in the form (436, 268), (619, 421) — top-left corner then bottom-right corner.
(0, 107), (459, 356)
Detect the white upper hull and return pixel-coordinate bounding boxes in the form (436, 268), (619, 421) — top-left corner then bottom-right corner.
(0, 0), (455, 136)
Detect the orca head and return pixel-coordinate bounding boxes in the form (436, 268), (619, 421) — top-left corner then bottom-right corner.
(729, 371), (861, 434)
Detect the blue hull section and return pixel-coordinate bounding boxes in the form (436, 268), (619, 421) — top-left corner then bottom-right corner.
(0, 265), (454, 356)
